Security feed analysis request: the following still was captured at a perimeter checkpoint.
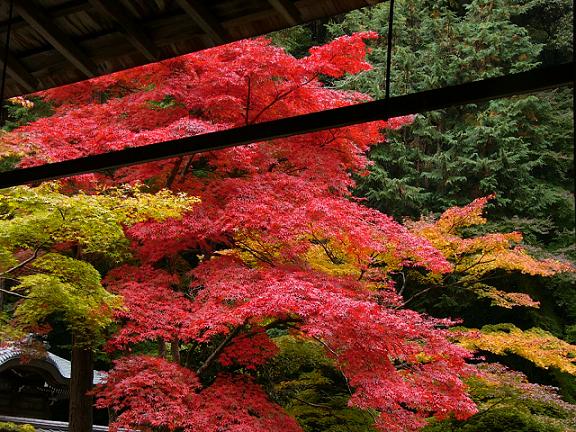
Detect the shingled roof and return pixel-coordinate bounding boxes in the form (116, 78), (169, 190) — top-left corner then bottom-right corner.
(0, 347), (106, 385)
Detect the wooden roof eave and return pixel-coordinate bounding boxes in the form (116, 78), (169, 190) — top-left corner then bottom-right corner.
(0, 0), (384, 98)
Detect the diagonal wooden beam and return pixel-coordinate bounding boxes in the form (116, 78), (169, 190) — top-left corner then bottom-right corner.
(88, 0), (159, 62)
(0, 63), (572, 188)
(14, 0), (98, 78)
(267, 0), (301, 26)
(0, 1), (91, 33)
(174, 0), (230, 45)
(0, 47), (37, 93)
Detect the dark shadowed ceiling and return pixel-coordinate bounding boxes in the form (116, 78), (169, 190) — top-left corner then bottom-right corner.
(0, 0), (383, 98)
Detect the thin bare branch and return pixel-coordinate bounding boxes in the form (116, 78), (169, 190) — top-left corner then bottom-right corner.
(397, 271), (406, 296)
(312, 335), (353, 396)
(399, 286), (434, 308)
(0, 287), (30, 299)
(0, 246), (42, 277)
(293, 396), (332, 410)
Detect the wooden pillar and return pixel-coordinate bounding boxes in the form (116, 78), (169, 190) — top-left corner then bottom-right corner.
(69, 335), (94, 432)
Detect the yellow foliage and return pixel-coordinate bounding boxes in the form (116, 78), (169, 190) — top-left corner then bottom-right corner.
(407, 196), (574, 308)
(457, 324), (576, 375)
(7, 97), (34, 109)
(472, 285), (540, 309)
(304, 243), (362, 278)
(231, 229), (402, 286)
(230, 231), (283, 267)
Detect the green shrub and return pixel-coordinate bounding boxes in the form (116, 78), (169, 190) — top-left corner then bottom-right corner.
(0, 422), (35, 432)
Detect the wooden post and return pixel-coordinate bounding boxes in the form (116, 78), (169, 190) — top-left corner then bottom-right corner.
(69, 335), (94, 432)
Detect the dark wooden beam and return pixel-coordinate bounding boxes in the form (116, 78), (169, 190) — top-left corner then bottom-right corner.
(0, 63), (572, 189)
(0, 47), (37, 93)
(268, 0), (301, 26)
(14, 0), (98, 78)
(88, 0), (159, 62)
(0, 0), (91, 33)
(174, 0), (230, 45)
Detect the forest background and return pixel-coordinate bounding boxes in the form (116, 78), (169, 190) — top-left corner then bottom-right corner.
(0, 0), (574, 431)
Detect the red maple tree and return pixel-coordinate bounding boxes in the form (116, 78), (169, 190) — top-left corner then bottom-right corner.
(6, 34), (478, 431)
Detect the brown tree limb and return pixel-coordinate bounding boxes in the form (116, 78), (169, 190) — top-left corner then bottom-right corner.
(0, 286), (30, 299)
(0, 246), (42, 277)
(196, 324), (244, 376)
(166, 157), (184, 189)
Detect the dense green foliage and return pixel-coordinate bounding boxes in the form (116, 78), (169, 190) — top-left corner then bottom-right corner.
(1, 97), (54, 133)
(329, 1), (573, 254)
(263, 336), (376, 432)
(326, 0), (575, 340)
(512, 0), (573, 64)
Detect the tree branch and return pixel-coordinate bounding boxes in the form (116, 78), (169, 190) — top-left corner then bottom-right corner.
(0, 287), (30, 299)
(166, 157), (184, 189)
(249, 74), (319, 125)
(0, 246), (42, 277)
(171, 338), (181, 364)
(310, 232), (341, 264)
(196, 324), (244, 376)
(399, 286), (435, 308)
(293, 396), (332, 410)
(235, 240), (275, 266)
(397, 271), (407, 296)
(312, 335), (353, 396)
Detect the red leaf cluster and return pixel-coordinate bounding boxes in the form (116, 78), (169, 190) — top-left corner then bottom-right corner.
(94, 355), (200, 430)
(219, 328), (279, 369)
(96, 356), (301, 432)
(6, 33), (477, 431)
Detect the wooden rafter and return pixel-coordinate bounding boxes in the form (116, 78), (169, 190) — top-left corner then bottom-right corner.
(0, 46), (37, 93)
(267, 0), (301, 26)
(88, 0), (159, 62)
(14, 0), (98, 78)
(174, 0), (230, 45)
(1, 0), (382, 98)
(0, 1), (90, 33)
(0, 63), (572, 189)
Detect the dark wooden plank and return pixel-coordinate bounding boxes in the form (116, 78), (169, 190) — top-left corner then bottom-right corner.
(0, 63), (572, 189)
(0, 46), (37, 93)
(14, 0), (98, 78)
(88, 0), (159, 62)
(268, 0), (301, 26)
(1, 64), (573, 186)
(0, 0), (91, 33)
(174, 0), (230, 45)
(4, 0), (385, 98)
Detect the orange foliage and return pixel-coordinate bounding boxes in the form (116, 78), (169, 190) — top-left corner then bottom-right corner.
(407, 196), (574, 308)
(458, 324), (576, 375)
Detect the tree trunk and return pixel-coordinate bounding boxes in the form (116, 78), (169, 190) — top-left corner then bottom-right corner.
(69, 335), (94, 432)
(158, 338), (166, 358)
(171, 338), (180, 364)
(0, 278), (4, 310)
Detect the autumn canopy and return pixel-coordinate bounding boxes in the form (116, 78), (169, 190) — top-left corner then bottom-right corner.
(0, 28), (573, 432)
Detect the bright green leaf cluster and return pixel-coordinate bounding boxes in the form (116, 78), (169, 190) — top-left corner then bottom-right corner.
(13, 254), (120, 337)
(0, 183), (197, 344)
(0, 183), (196, 264)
